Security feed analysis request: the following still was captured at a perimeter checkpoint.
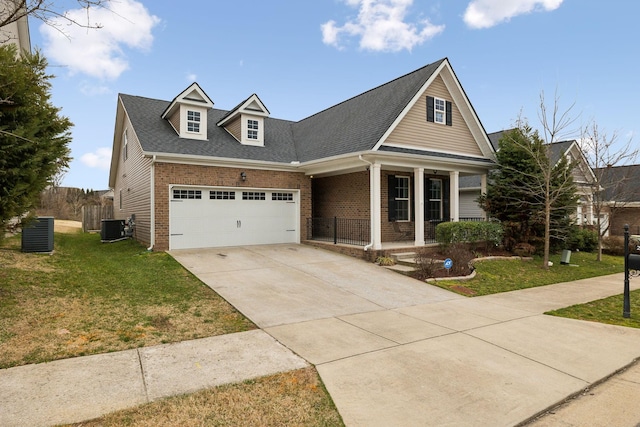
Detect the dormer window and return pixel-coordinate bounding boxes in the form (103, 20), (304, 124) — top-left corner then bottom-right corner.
(187, 110), (201, 133)
(247, 119), (259, 140)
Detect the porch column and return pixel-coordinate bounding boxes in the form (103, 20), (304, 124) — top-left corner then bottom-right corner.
(370, 163), (382, 250)
(450, 170), (459, 221)
(414, 168), (425, 246)
(480, 173), (487, 219)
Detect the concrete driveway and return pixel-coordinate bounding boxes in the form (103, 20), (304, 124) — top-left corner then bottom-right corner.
(171, 244), (640, 427)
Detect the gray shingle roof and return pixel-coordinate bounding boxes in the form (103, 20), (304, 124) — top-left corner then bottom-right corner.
(595, 164), (640, 202)
(120, 58), (479, 165)
(121, 94), (299, 163)
(377, 145), (494, 164)
(291, 59), (445, 162)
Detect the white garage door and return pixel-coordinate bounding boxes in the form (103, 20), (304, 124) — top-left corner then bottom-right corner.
(169, 186), (299, 250)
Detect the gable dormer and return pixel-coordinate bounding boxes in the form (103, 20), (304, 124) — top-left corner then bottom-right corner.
(161, 83), (214, 141)
(216, 94), (270, 147)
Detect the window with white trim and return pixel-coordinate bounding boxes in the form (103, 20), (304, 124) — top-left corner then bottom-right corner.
(434, 97), (446, 124)
(394, 176), (410, 221)
(187, 110), (201, 133)
(173, 189), (202, 199)
(247, 119), (258, 140)
(428, 179), (443, 220)
(272, 192), (293, 201)
(123, 129), (128, 160)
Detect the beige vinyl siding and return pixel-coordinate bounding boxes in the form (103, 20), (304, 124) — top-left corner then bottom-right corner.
(168, 109), (180, 134)
(385, 75), (483, 157)
(113, 114), (152, 245)
(460, 190), (484, 218)
(226, 116), (241, 141)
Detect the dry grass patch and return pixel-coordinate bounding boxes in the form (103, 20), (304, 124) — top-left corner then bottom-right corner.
(0, 232), (255, 368)
(64, 367), (344, 427)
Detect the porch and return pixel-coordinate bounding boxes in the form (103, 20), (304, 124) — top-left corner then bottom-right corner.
(306, 217), (486, 248)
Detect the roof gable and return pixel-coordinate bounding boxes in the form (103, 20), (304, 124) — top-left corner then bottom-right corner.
(374, 59), (494, 160)
(216, 93), (270, 127)
(161, 82), (214, 120)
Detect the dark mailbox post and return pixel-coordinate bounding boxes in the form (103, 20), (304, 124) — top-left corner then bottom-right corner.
(623, 225), (640, 318)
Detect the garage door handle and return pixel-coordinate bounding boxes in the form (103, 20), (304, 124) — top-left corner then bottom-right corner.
(170, 233), (183, 236)
(237, 220), (241, 228)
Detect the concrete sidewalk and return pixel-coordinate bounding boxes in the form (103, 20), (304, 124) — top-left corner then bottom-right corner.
(0, 330), (307, 427)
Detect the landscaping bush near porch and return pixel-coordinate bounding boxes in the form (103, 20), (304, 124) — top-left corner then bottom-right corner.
(0, 232), (255, 368)
(436, 220), (503, 251)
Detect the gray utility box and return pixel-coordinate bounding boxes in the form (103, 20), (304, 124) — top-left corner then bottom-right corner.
(101, 219), (125, 241)
(22, 217), (54, 253)
(561, 249), (571, 265)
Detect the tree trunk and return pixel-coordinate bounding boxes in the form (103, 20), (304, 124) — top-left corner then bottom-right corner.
(543, 198), (551, 270)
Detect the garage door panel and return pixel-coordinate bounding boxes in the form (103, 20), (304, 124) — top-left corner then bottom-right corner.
(170, 187), (298, 250)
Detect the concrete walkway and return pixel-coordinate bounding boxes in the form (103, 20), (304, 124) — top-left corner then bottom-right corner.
(2, 244), (640, 426)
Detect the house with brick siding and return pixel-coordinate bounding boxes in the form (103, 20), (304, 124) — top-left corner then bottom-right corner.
(108, 57), (496, 252)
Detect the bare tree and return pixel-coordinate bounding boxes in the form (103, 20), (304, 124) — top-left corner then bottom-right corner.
(532, 91), (580, 269)
(1, 0), (107, 33)
(579, 123), (638, 260)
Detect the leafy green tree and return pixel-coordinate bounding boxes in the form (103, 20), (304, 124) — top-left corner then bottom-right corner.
(0, 44), (72, 231)
(480, 123), (578, 268)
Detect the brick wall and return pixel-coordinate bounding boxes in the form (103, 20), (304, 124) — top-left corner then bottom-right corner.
(609, 207), (640, 236)
(153, 163), (311, 250)
(312, 171), (370, 218)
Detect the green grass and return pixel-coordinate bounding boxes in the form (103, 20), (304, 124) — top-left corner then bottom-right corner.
(548, 290), (640, 328)
(0, 231), (255, 368)
(434, 251), (624, 296)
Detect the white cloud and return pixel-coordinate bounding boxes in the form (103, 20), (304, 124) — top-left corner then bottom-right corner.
(80, 147), (112, 170)
(464, 0), (563, 29)
(79, 81), (111, 96)
(321, 0), (444, 52)
(40, 0), (160, 80)
(186, 73), (197, 82)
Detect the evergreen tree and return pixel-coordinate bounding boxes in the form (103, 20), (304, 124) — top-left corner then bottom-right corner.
(480, 124), (578, 265)
(0, 45), (72, 229)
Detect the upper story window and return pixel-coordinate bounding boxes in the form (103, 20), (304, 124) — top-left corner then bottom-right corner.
(123, 129), (128, 160)
(247, 119), (259, 140)
(434, 98), (446, 124)
(187, 110), (201, 133)
(426, 96), (452, 126)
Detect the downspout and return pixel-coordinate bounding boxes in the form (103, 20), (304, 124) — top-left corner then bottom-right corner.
(147, 155), (156, 251)
(358, 155), (374, 251)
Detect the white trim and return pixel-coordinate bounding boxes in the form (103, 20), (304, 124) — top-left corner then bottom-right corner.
(381, 142), (490, 161)
(216, 94), (270, 127)
(414, 168), (425, 246)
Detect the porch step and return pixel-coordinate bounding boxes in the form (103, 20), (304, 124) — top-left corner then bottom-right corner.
(383, 264), (415, 275)
(390, 252), (418, 267)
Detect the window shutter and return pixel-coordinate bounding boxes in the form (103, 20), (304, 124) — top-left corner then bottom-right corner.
(388, 175), (397, 222)
(443, 178), (451, 221)
(445, 101), (452, 126)
(426, 96), (434, 123)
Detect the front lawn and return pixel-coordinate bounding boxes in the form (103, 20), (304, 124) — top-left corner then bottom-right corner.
(434, 251), (624, 296)
(548, 290), (640, 328)
(0, 231), (256, 368)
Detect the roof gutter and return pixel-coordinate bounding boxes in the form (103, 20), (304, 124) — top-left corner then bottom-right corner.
(147, 154), (156, 251)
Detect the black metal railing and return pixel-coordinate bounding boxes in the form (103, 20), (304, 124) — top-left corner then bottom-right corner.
(307, 217), (487, 246)
(307, 217), (370, 246)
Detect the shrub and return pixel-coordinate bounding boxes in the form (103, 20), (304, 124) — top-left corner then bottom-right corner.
(414, 250), (439, 280)
(376, 256), (395, 266)
(602, 235), (639, 256)
(436, 221), (503, 251)
(566, 226), (599, 252)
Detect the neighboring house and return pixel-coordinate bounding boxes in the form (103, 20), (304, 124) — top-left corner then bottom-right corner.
(0, 0), (31, 53)
(596, 164), (640, 236)
(459, 130), (598, 226)
(108, 58), (496, 253)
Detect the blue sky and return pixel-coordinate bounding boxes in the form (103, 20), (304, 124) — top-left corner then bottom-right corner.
(30, 0), (640, 190)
